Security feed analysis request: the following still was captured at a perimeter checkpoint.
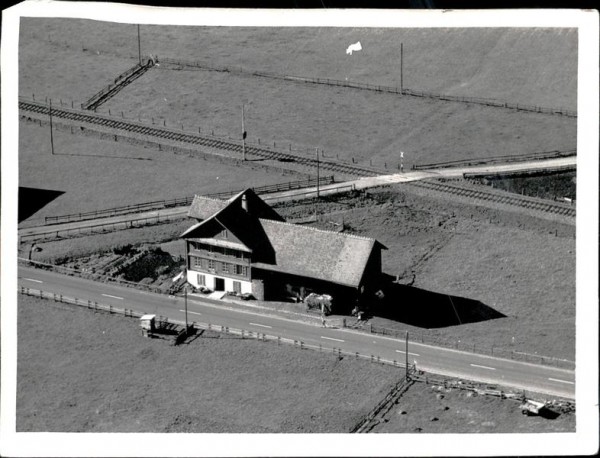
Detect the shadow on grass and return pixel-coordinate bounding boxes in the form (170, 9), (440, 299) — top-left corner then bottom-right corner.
(537, 408), (561, 420)
(19, 187), (65, 222)
(370, 274), (506, 329)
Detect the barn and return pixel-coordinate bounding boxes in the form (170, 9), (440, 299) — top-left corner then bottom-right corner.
(181, 189), (386, 312)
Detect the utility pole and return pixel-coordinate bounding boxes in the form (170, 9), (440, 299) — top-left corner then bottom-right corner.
(405, 331), (409, 378)
(400, 42), (404, 92)
(316, 147), (320, 198)
(242, 104), (247, 161)
(49, 99), (55, 155)
(137, 24), (142, 65)
(400, 151), (404, 173)
(184, 288), (189, 330)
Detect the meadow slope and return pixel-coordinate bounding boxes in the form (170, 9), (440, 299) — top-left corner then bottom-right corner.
(20, 19), (577, 109)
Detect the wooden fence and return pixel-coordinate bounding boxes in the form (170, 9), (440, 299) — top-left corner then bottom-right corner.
(412, 149), (577, 171)
(44, 176), (335, 225)
(81, 59), (154, 110)
(18, 258), (173, 295)
(19, 286), (411, 371)
(159, 57), (577, 118)
(364, 322), (575, 370)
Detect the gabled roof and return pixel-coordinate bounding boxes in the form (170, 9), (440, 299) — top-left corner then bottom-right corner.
(187, 188), (284, 222)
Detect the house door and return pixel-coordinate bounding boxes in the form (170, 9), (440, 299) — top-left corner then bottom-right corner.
(214, 277), (225, 291)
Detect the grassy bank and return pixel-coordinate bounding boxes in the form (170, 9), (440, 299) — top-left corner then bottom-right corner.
(17, 295), (400, 432)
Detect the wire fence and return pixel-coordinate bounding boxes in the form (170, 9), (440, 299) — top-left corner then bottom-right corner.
(19, 285), (412, 371)
(44, 176), (335, 225)
(360, 323), (575, 370)
(19, 257), (574, 370)
(18, 258), (174, 295)
(160, 57), (577, 118)
(21, 212), (181, 243)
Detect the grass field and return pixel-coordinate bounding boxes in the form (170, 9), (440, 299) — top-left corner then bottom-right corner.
(374, 380), (575, 433)
(18, 122), (303, 222)
(99, 65), (576, 169)
(19, 20), (577, 169)
(17, 295), (574, 433)
(17, 19), (577, 217)
(21, 19), (577, 109)
(17, 295), (400, 433)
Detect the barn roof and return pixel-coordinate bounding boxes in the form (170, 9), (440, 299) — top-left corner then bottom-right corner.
(255, 219), (383, 287)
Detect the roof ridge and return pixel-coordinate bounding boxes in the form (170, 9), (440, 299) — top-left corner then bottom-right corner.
(259, 218), (374, 243)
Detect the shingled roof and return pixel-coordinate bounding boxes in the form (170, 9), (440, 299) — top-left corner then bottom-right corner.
(255, 219), (383, 288)
(187, 196), (229, 220)
(183, 189), (385, 288)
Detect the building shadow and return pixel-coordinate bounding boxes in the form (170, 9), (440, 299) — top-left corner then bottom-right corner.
(18, 187), (65, 222)
(368, 274), (506, 329)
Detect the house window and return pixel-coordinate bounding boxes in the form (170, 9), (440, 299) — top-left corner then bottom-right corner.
(222, 263), (230, 274)
(197, 274), (206, 286)
(235, 265), (247, 276)
(193, 257), (202, 268)
(233, 281), (241, 293)
(208, 259), (215, 271)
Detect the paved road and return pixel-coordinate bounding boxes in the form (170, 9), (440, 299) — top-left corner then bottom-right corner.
(19, 156), (576, 241)
(18, 265), (575, 399)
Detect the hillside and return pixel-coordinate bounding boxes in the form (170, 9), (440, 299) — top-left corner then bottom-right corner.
(20, 19), (577, 110)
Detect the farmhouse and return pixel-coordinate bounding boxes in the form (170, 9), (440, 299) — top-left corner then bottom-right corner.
(182, 189), (386, 311)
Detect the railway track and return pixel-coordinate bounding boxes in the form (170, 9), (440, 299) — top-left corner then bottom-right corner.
(19, 100), (379, 178)
(409, 180), (576, 218)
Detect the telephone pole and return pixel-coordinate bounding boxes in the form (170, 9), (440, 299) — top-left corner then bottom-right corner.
(49, 99), (55, 155)
(137, 25), (142, 65)
(316, 147), (320, 198)
(242, 104), (247, 161)
(405, 331), (409, 378)
(400, 42), (404, 92)
(184, 288), (189, 330)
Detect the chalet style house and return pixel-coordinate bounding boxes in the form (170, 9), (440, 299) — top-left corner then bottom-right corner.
(181, 189), (386, 310)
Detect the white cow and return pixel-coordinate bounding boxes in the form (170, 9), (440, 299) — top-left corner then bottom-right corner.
(346, 41), (362, 55)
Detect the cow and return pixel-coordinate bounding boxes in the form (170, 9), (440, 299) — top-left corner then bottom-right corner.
(304, 293), (333, 316)
(346, 41), (362, 55)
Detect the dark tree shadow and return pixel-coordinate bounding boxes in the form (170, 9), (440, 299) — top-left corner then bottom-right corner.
(368, 274), (506, 329)
(18, 187), (65, 222)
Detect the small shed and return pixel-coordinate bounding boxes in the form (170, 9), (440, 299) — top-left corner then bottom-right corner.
(140, 314), (156, 337)
(520, 399), (547, 416)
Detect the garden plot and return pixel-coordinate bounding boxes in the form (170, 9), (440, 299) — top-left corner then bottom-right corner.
(57, 244), (185, 293)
